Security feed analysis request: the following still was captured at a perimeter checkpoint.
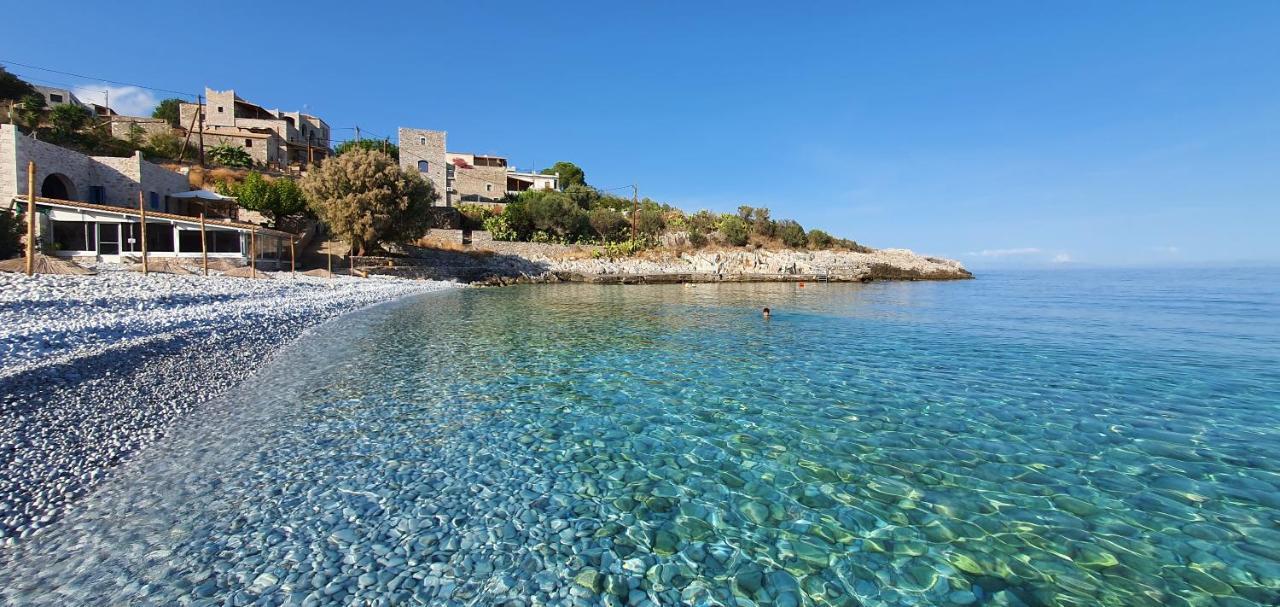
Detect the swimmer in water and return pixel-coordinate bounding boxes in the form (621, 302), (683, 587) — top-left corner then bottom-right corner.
(762, 307), (771, 319)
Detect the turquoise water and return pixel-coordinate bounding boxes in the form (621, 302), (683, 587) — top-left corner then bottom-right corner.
(2, 269), (1279, 606)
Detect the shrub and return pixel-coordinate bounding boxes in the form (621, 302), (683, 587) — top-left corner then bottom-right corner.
(523, 191), (588, 239)
(687, 209), (719, 233)
(718, 215), (750, 246)
(49, 103), (91, 138)
(777, 219), (807, 248)
(208, 143), (253, 168)
(458, 203), (497, 230)
(299, 149), (438, 254)
(0, 210), (22, 259)
(602, 238), (646, 258)
(751, 207), (775, 237)
(144, 131), (184, 160)
(807, 229), (835, 249)
(483, 214), (517, 241)
(219, 172), (307, 227)
(588, 207), (627, 241)
(687, 229), (708, 248)
(634, 208), (666, 237)
(834, 238), (874, 253)
(335, 139), (399, 162)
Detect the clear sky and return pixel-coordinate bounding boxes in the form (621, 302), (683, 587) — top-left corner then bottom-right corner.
(4, 1), (1278, 267)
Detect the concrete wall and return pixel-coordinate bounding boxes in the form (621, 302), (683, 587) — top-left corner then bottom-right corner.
(398, 128), (448, 207)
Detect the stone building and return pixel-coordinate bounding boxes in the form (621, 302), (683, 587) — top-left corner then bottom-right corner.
(179, 88), (330, 170)
(1, 124), (286, 266)
(397, 126), (561, 207)
(398, 127), (448, 206)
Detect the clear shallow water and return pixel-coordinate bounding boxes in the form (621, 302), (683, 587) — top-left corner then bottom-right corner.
(2, 269), (1279, 606)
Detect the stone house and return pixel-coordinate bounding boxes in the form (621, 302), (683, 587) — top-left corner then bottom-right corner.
(1, 124), (287, 266)
(397, 126), (561, 207)
(179, 88), (330, 169)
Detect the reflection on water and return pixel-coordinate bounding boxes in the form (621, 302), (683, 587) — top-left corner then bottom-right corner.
(2, 270), (1279, 606)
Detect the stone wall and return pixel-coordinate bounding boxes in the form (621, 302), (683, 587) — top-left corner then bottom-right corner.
(109, 118), (172, 142)
(0, 125), (190, 208)
(452, 165), (507, 203)
(397, 128), (448, 206)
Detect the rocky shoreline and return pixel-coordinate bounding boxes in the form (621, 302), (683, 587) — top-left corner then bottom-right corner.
(392, 245), (972, 285)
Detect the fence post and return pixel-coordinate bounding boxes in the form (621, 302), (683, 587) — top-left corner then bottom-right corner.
(250, 229), (256, 279)
(290, 239), (296, 277)
(199, 213), (208, 276)
(25, 161), (35, 276)
(138, 191), (148, 276)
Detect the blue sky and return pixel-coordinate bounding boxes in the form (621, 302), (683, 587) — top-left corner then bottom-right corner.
(4, 1), (1278, 267)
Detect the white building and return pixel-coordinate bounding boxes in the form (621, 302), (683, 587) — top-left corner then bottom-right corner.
(1, 124), (290, 266)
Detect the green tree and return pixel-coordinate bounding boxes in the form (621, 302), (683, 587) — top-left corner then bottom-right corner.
(807, 229), (835, 249)
(777, 219), (807, 248)
(719, 215), (750, 246)
(751, 207), (775, 237)
(151, 98), (183, 127)
(208, 143), (253, 168)
(13, 93), (45, 133)
(49, 103), (91, 138)
(588, 207), (627, 241)
(736, 205), (755, 222)
(299, 149), (437, 255)
(0, 67), (37, 102)
(335, 139), (399, 161)
(525, 191), (587, 239)
(541, 161), (586, 188)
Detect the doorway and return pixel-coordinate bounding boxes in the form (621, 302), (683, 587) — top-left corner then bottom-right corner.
(98, 223), (119, 256)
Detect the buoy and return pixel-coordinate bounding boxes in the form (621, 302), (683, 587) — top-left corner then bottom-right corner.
(799, 282), (805, 288)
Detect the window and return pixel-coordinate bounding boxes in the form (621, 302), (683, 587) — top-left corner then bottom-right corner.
(149, 192), (160, 210)
(209, 230), (242, 253)
(146, 223), (175, 252)
(417, 160), (429, 172)
(245, 139), (253, 148)
(178, 229), (203, 253)
(52, 221), (95, 251)
(50, 94), (63, 103)
(121, 223), (142, 252)
(419, 137), (426, 145)
(485, 183), (493, 193)
(217, 106), (224, 113)
(88, 186), (106, 204)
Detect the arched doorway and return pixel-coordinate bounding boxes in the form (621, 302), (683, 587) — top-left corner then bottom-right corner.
(40, 174), (77, 200)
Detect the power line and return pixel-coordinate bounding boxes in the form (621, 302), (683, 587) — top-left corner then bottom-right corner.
(0, 59), (197, 98)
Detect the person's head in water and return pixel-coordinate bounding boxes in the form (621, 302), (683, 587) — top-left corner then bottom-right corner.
(762, 307), (771, 319)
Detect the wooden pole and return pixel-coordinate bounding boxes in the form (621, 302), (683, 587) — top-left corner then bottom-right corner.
(290, 239), (295, 277)
(199, 212), (208, 276)
(631, 184), (638, 242)
(197, 94), (206, 167)
(138, 192), (148, 276)
(178, 100), (201, 163)
(327, 250), (332, 279)
(249, 229), (256, 279)
(25, 161), (35, 276)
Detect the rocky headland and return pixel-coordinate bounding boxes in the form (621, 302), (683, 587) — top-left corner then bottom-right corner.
(392, 243), (972, 285)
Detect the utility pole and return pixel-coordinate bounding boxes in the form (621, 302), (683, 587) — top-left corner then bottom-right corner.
(631, 184), (638, 242)
(197, 94), (206, 167)
(25, 161), (35, 276)
(355, 126), (360, 142)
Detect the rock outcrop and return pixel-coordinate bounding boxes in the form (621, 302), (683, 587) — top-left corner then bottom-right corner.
(397, 245), (971, 285)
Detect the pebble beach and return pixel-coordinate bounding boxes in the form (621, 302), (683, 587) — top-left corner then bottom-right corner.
(0, 269), (455, 544)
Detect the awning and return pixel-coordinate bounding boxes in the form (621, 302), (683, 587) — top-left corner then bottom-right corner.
(168, 190), (238, 202)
